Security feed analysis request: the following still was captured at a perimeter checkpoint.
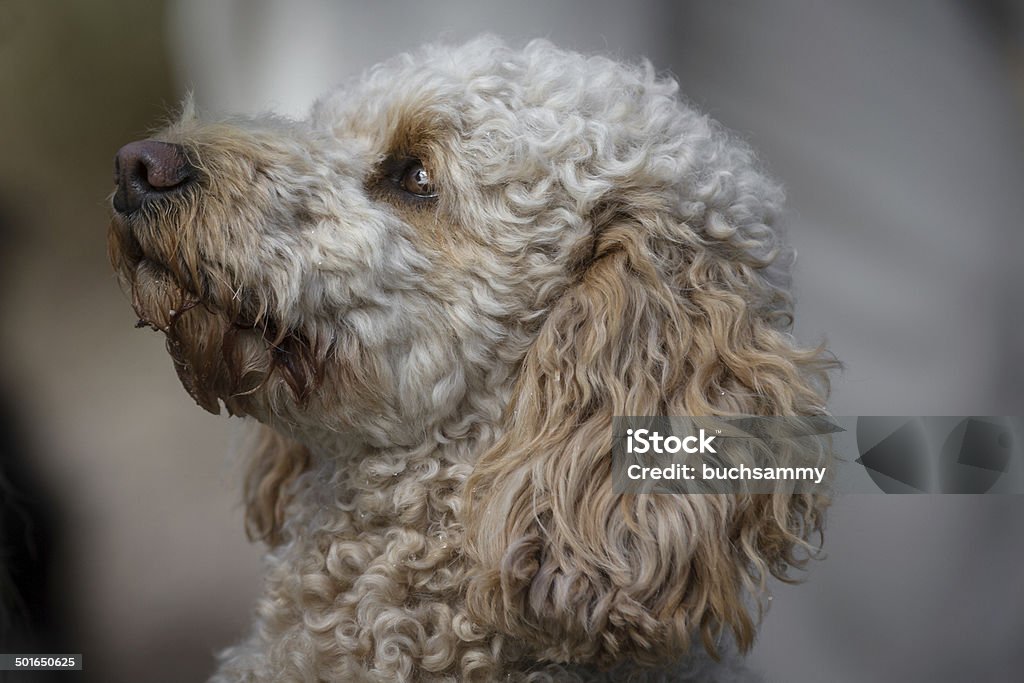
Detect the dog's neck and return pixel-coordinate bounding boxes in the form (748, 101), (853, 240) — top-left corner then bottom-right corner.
(258, 346), (519, 542)
(283, 406), (504, 536)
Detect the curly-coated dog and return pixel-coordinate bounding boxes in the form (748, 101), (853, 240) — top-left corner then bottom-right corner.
(109, 37), (834, 682)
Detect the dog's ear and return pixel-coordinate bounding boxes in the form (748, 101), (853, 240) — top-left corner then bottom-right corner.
(462, 209), (835, 666)
(242, 424), (310, 546)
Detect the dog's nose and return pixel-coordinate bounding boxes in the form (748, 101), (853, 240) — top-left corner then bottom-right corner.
(113, 140), (195, 215)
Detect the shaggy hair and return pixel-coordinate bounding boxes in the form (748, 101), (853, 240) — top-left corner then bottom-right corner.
(109, 37), (834, 682)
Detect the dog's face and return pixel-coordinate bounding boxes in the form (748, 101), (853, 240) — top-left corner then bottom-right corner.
(110, 38), (835, 667)
(109, 41), (629, 446)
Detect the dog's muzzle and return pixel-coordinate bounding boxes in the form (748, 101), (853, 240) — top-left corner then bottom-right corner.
(112, 140), (196, 215)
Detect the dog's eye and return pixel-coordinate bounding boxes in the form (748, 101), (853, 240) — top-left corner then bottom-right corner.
(399, 161), (437, 198)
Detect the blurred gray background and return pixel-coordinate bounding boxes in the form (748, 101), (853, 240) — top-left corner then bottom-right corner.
(0, 1), (1021, 681)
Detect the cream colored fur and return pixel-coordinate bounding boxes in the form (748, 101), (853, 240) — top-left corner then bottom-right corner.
(109, 37), (834, 682)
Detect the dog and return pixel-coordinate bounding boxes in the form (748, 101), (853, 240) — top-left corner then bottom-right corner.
(109, 36), (834, 682)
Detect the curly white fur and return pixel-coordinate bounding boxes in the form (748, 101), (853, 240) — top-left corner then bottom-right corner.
(109, 37), (833, 682)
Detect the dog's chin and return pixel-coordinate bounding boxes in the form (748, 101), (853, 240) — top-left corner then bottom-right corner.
(129, 262), (257, 416)
(112, 226), (342, 428)
(128, 259), (196, 329)
(109, 222), (262, 416)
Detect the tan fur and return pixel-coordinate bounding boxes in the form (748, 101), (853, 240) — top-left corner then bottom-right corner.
(243, 426), (311, 545)
(109, 38), (837, 681)
(463, 213), (832, 667)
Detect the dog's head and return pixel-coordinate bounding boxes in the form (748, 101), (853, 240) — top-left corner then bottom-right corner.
(110, 37), (834, 668)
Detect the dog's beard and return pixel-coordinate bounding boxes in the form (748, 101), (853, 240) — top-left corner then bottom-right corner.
(108, 208), (327, 418)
